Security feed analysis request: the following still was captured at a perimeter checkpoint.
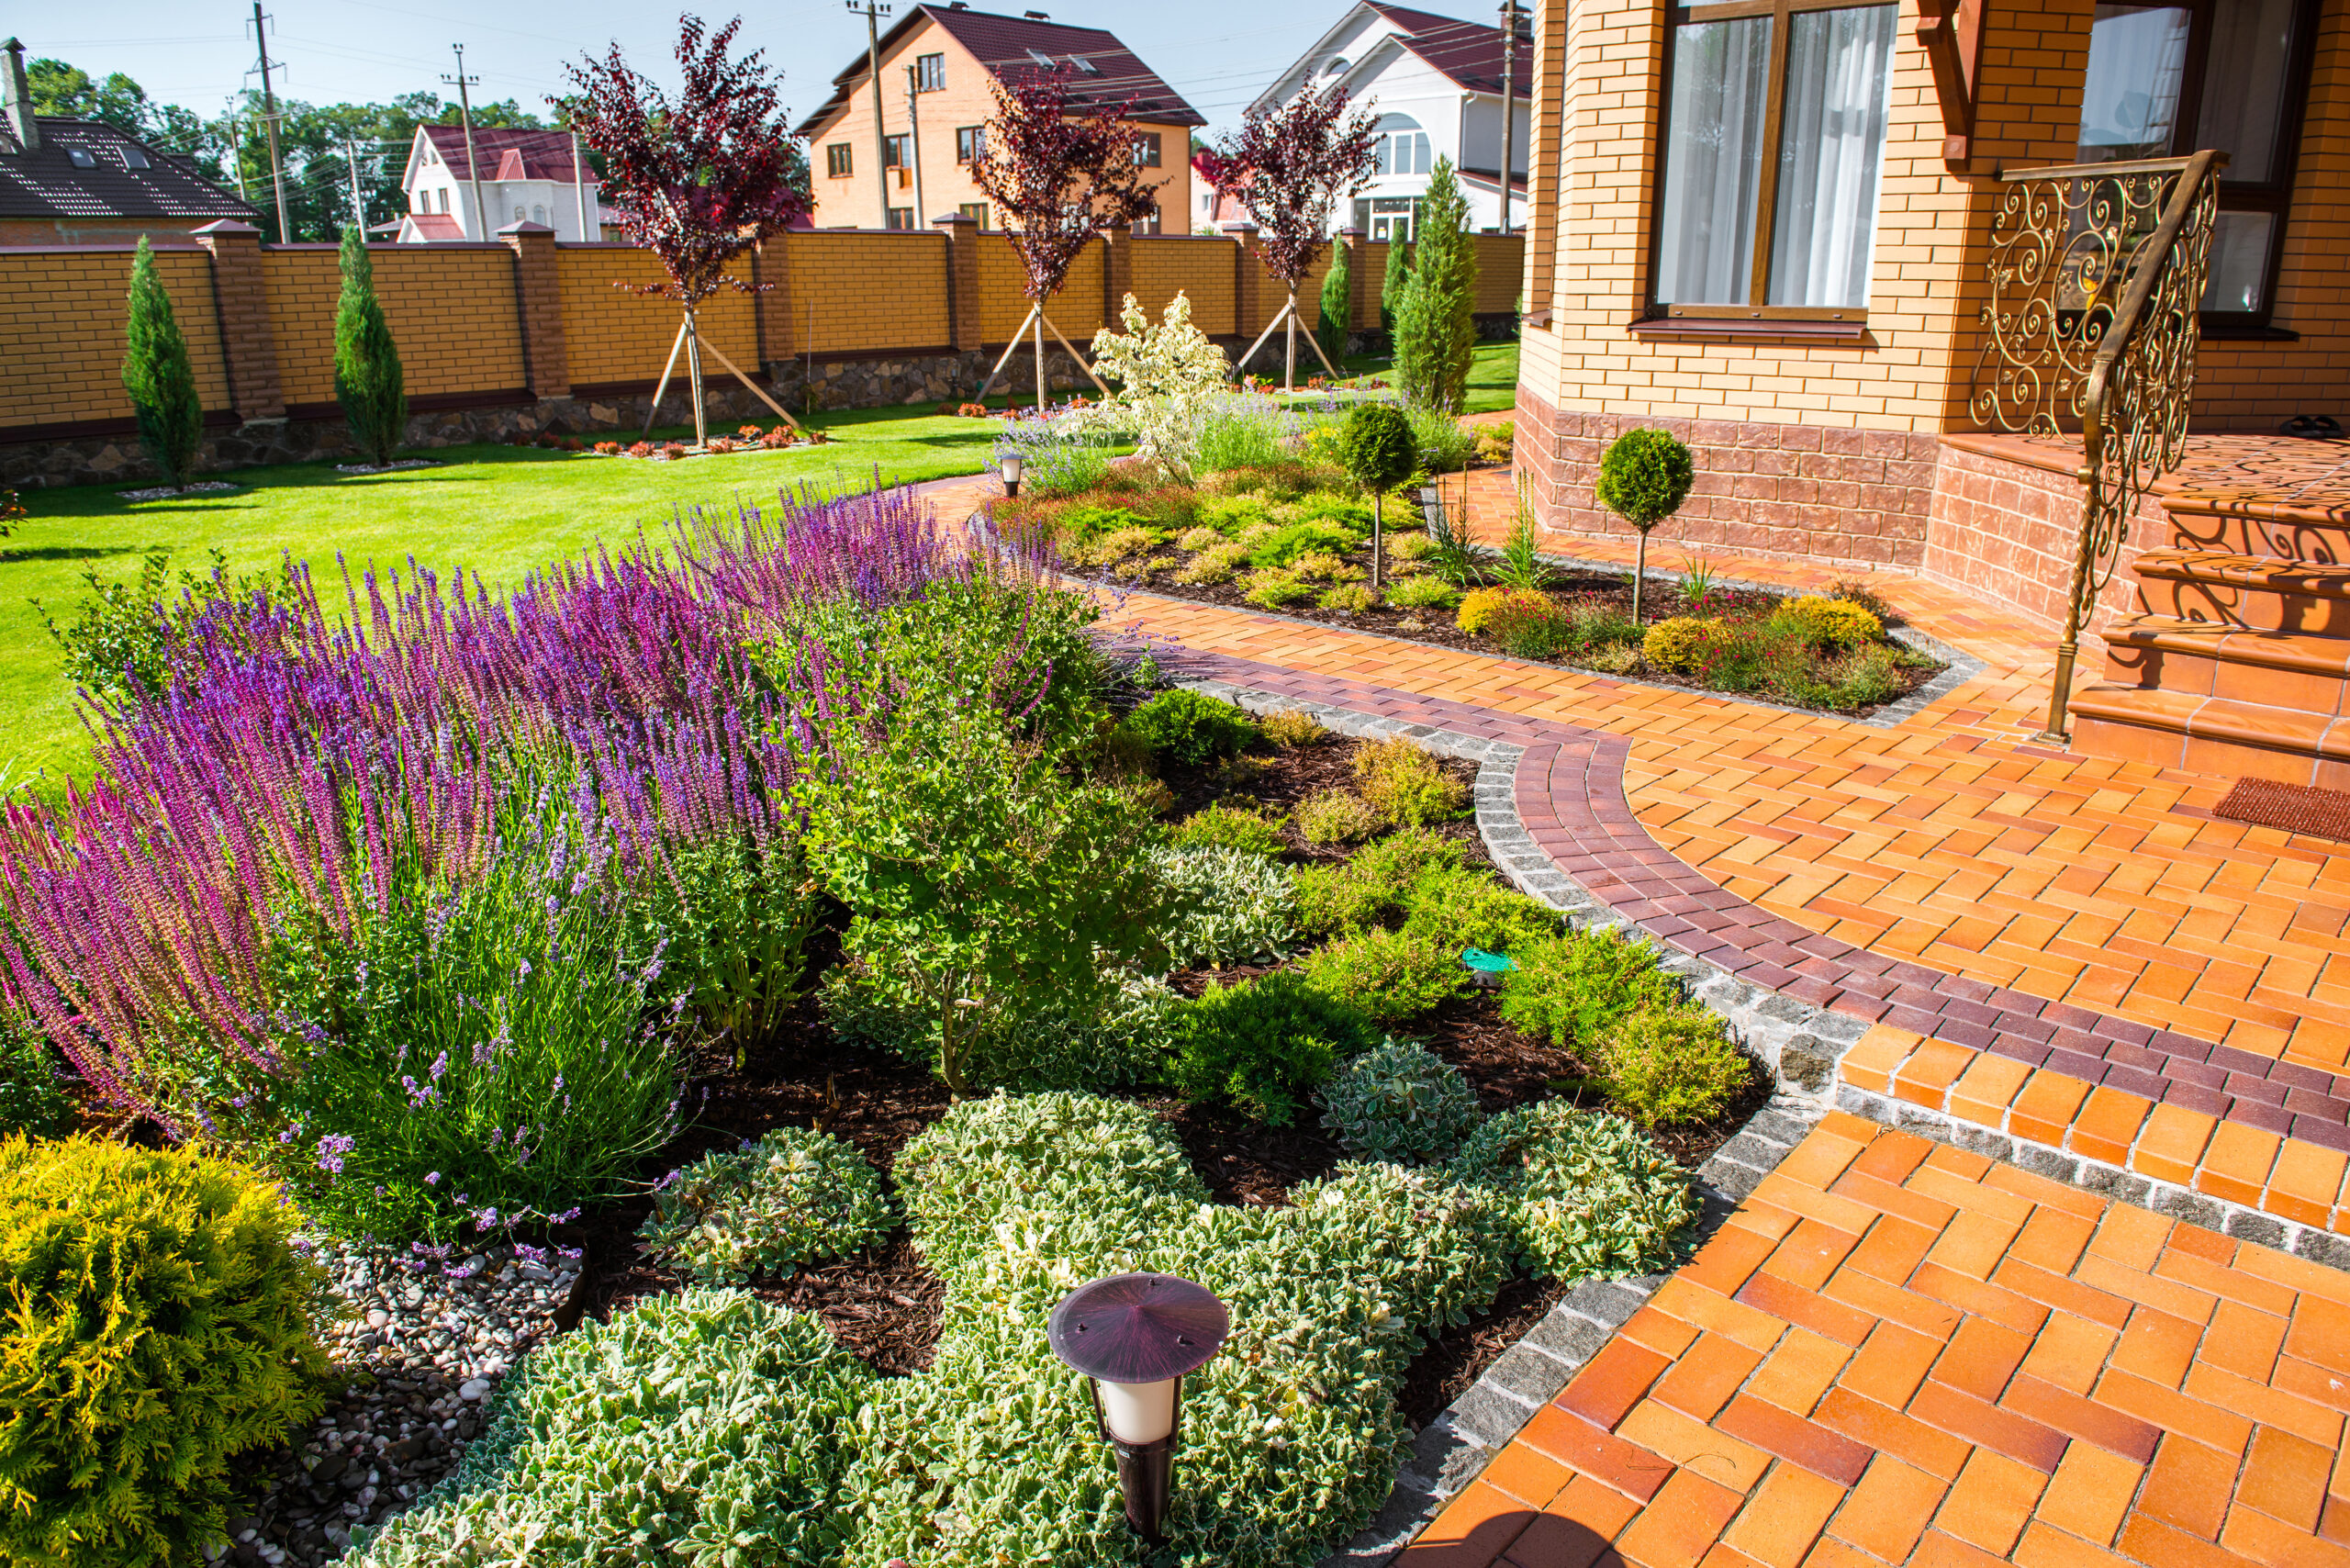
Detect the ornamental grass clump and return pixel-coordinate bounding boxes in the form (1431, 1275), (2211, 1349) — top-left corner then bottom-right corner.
(349, 1290), (870, 1568)
(1318, 1039), (1483, 1164)
(639, 1127), (894, 1284)
(1447, 1103), (1697, 1280)
(0, 1137), (330, 1568)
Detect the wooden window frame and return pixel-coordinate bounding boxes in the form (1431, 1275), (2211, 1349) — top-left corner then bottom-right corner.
(1135, 130), (1163, 169)
(1645, 0), (1895, 325)
(915, 52), (946, 92)
(2075, 0), (2318, 336)
(883, 133), (912, 170)
(886, 207), (915, 231)
(955, 125), (986, 163)
(958, 200), (990, 230)
(826, 141), (854, 178)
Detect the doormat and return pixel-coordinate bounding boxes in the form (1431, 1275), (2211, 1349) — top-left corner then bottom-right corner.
(2215, 777), (2350, 841)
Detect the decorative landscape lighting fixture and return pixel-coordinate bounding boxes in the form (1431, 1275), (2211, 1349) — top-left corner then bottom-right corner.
(998, 449), (1024, 497)
(1047, 1272), (1230, 1542)
(1460, 946), (1516, 990)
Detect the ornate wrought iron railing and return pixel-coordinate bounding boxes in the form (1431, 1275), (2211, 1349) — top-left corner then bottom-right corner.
(1969, 151), (2225, 743)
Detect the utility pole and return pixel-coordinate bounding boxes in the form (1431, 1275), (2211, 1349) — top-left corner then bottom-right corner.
(442, 44), (487, 241)
(344, 136), (367, 232)
(847, 1), (892, 227)
(1496, 1), (1519, 233)
(904, 63), (926, 229)
(223, 99), (252, 205)
(249, 3), (291, 242)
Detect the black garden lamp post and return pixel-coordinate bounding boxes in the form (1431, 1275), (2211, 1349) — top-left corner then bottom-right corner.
(1047, 1272), (1230, 1543)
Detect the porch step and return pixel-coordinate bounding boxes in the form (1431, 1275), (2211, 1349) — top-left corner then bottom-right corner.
(2102, 615), (2350, 716)
(2068, 684), (2350, 788)
(2158, 493), (2350, 563)
(2132, 549), (2350, 633)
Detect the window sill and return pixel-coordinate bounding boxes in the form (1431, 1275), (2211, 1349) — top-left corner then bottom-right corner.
(2200, 323), (2300, 342)
(1628, 317), (1868, 341)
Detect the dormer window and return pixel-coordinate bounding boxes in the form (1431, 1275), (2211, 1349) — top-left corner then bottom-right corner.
(121, 146), (151, 170)
(1069, 55), (1098, 73)
(1027, 49), (1057, 67)
(66, 147), (95, 169)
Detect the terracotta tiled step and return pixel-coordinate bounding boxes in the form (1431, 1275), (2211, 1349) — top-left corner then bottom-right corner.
(2068, 683), (2350, 785)
(2100, 615), (2350, 717)
(2134, 549), (2350, 633)
(2162, 493), (2350, 562)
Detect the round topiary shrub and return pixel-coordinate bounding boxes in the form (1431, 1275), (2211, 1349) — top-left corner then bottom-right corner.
(0, 1136), (330, 1568)
(1339, 401), (1418, 495)
(1640, 614), (1723, 674)
(1456, 586), (1550, 636)
(1595, 428), (1695, 530)
(1319, 1039), (1485, 1164)
(1120, 689), (1259, 766)
(1447, 1103), (1697, 1280)
(1597, 1004), (1754, 1127)
(638, 1126), (896, 1285)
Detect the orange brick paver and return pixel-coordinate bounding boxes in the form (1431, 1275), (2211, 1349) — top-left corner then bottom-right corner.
(1398, 1115), (2350, 1568)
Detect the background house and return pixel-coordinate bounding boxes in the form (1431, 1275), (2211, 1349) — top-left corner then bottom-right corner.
(1248, 2), (1533, 241)
(794, 4), (1200, 236)
(0, 39), (256, 246)
(397, 126), (610, 243)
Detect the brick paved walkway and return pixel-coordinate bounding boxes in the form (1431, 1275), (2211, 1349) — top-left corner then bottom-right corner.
(1399, 1114), (2350, 1568)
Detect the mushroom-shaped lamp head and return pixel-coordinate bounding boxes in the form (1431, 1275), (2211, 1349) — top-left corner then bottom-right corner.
(1049, 1272), (1229, 1444)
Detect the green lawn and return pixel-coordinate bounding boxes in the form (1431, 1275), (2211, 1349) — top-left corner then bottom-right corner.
(1323, 340), (1519, 415)
(0, 404), (1009, 783)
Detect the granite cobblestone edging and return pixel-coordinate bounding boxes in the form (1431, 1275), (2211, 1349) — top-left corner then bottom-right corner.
(1167, 680), (2350, 1566)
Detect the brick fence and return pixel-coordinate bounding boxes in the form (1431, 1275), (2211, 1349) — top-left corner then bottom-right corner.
(0, 219), (1524, 487)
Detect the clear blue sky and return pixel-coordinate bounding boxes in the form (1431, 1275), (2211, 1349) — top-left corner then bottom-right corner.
(27, 0), (1382, 141)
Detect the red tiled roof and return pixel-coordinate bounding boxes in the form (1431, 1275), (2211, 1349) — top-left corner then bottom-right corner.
(0, 117), (258, 222)
(796, 4), (1204, 137)
(419, 126), (589, 184)
(401, 212), (465, 241)
(1365, 2), (1532, 97)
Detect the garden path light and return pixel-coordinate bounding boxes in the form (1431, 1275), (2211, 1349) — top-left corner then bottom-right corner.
(1047, 1271), (1229, 1543)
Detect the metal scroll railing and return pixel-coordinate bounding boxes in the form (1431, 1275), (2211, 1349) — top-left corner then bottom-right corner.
(1968, 151), (2225, 743)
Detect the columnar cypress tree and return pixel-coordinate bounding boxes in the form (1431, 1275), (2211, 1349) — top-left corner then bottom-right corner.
(1316, 241), (1351, 367)
(120, 238), (202, 490)
(1391, 158), (1478, 413)
(333, 226), (408, 466)
(1379, 234), (1413, 333)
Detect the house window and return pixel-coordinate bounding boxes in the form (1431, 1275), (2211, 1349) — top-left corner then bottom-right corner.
(121, 146), (151, 170)
(66, 147), (96, 169)
(959, 201), (990, 229)
(956, 126), (987, 163)
(1371, 115), (1430, 177)
(886, 207), (915, 230)
(532, 204), (546, 225)
(1135, 203), (1163, 235)
(916, 52), (946, 91)
(1651, 1), (1897, 317)
(1134, 131), (1162, 168)
(2075, 0), (2315, 325)
(826, 142), (854, 177)
(1370, 195), (1421, 243)
(884, 133), (912, 169)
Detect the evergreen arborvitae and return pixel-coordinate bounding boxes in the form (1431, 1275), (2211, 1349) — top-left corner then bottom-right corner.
(1316, 242), (1351, 368)
(1379, 234), (1413, 334)
(120, 238), (203, 490)
(1390, 158), (1478, 413)
(333, 226), (408, 466)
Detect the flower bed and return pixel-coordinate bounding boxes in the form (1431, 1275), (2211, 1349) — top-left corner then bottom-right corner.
(996, 464), (1943, 714)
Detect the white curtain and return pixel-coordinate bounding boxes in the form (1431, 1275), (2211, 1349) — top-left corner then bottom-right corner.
(2076, 5), (2191, 161)
(1655, 17), (1773, 304)
(1768, 5), (1897, 308)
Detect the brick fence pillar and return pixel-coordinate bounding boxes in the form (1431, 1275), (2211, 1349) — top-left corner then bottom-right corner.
(934, 212), (979, 353)
(192, 218), (284, 421)
(1222, 221), (1261, 341)
(498, 221), (569, 399)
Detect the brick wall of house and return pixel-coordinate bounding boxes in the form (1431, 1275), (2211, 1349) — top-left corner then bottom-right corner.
(0, 245), (230, 431)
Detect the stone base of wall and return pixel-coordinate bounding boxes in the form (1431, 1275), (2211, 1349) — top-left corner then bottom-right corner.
(1515, 386), (1939, 568)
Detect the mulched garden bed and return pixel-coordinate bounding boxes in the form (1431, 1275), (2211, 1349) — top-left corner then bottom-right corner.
(561, 735), (1762, 1428)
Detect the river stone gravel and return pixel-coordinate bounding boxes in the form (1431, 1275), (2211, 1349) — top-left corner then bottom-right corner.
(204, 1238), (581, 1568)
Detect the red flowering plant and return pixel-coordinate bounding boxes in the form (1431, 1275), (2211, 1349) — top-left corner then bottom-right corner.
(565, 15), (810, 444)
(968, 64), (1158, 304)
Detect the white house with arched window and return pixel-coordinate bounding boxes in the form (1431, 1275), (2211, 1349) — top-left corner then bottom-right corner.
(1245, 3), (1531, 240)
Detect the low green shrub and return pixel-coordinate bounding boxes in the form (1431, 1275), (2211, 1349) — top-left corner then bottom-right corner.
(1177, 524), (1225, 552)
(1243, 568), (1317, 609)
(1448, 1103), (1697, 1280)
(1069, 525), (1161, 567)
(638, 1127), (895, 1285)
(36, 547), (303, 711)
(1299, 926), (1472, 1020)
(1121, 689), (1259, 766)
(1320, 583), (1378, 612)
(1319, 1039), (1484, 1164)
(1776, 595), (1883, 650)
(1597, 1004), (1752, 1127)
(822, 958), (1176, 1092)
(1168, 800), (1287, 856)
(1294, 827), (1468, 935)
(1456, 587), (1552, 636)
(0, 1137), (330, 1568)
(1174, 543), (1247, 585)
(1387, 529), (1434, 560)
(1387, 573), (1460, 610)
(1640, 614), (1720, 673)
(349, 1290), (870, 1568)
(0, 1014), (75, 1139)
(1295, 788), (1383, 846)
(1258, 708), (1333, 748)
(1352, 736), (1470, 827)
(1167, 969), (1381, 1125)
(1400, 867), (1559, 954)
(1194, 492), (1274, 534)
(1147, 844), (1300, 969)
(1497, 926), (1686, 1050)
(1246, 520), (1362, 569)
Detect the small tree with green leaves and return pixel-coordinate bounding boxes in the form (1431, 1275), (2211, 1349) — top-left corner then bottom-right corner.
(1341, 401), (1417, 588)
(1392, 157), (1477, 413)
(1380, 234), (1413, 333)
(1317, 240), (1351, 368)
(333, 225), (408, 466)
(120, 238), (202, 490)
(1595, 428), (1695, 625)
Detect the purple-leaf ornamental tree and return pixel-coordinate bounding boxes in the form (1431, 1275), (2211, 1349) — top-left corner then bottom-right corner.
(564, 14), (809, 444)
(1214, 80), (1377, 386)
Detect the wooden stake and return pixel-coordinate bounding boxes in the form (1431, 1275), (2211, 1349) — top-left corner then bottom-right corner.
(973, 302), (1039, 406)
(1033, 307), (1046, 414)
(1284, 290), (1297, 393)
(643, 315), (689, 437)
(1042, 313), (1111, 398)
(693, 332), (803, 430)
(683, 309), (710, 449)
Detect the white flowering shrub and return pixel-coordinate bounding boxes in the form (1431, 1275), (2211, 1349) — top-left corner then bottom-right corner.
(348, 1290), (869, 1568)
(1447, 1103), (1697, 1281)
(1147, 843), (1300, 969)
(842, 1092), (1511, 1567)
(1319, 1039), (1484, 1165)
(638, 1127), (895, 1285)
(1073, 291), (1232, 481)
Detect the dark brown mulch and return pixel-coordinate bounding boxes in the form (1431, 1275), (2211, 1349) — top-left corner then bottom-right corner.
(559, 735), (1762, 1425)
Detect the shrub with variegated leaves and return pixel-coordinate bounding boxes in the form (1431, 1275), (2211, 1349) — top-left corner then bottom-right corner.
(639, 1127), (895, 1284)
